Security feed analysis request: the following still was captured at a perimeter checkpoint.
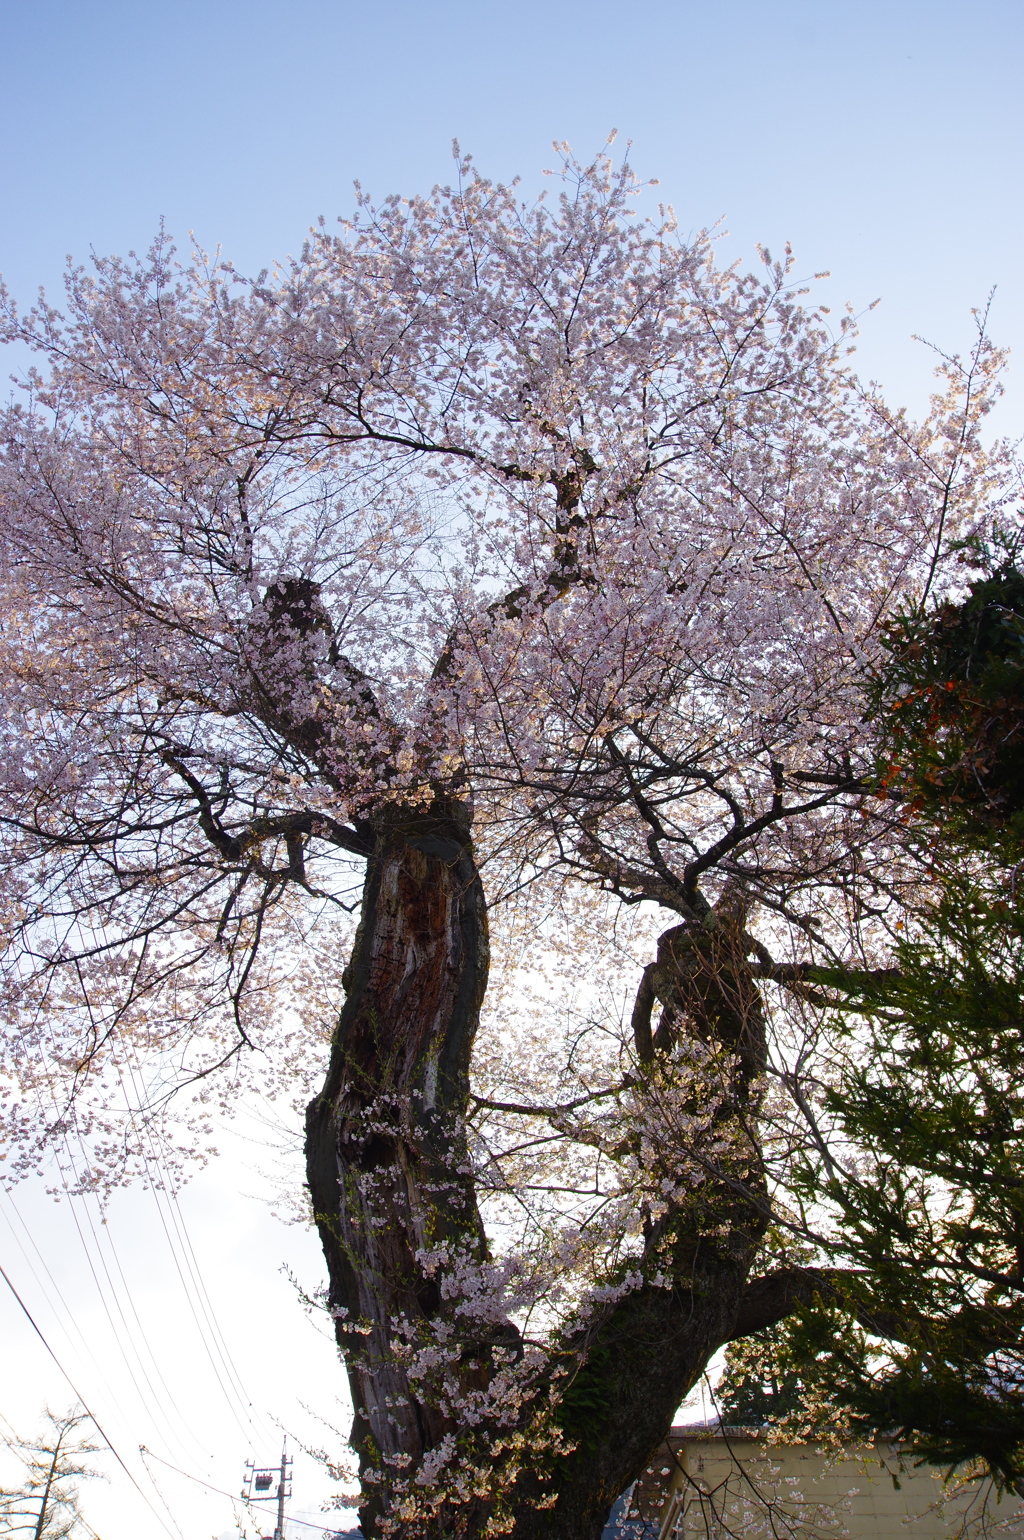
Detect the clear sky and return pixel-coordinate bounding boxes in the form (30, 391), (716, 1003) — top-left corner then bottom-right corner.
(0, 2), (1020, 1536)
(3, 0), (1022, 417)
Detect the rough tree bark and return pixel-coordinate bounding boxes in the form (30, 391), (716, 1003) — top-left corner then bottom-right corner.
(305, 798), (492, 1537)
(308, 831), (774, 1540)
(507, 907), (771, 1540)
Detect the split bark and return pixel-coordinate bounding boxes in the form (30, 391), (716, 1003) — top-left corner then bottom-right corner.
(305, 799), (490, 1535)
(308, 833), (774, 1540)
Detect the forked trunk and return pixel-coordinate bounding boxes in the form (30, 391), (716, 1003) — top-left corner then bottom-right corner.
(308, 831), (769, 1540)
(305, 799), (490, 1536)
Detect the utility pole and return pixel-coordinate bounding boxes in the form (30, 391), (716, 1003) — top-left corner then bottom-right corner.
(242, 1439), (292, 1540)
(274, 1439), (291, 1540)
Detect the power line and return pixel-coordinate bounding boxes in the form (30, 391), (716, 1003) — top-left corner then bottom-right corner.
(51, 1143), (202, 1468)
(30, 989), (262, 1458)
(0, 1406), (128, 1540)
(68, 1173), (210, 1463)
(24, 988), (298, 1490)
(113, 1052), (278, 1449)
(156, 1162), (271, 1434)
(33, 1164), (194, 1540)
(0, 1259), (180, 1540)
(33, 963), (273, 1457)
(0, 1183), (132, 1425)
(141, 1446), (361, 1536)
(3, 1140), (213, 1475)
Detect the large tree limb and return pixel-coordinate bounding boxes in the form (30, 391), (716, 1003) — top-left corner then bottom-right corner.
(730, 1267), (1024, 1351)
(161, 752), (373, 859)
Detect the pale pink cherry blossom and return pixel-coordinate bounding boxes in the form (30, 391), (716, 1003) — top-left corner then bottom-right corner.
(0, 144), (1009, 1539)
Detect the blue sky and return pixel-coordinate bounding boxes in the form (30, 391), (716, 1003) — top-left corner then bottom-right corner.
(0, 3), (1020, 1537)
(2, 0), (1022, 416)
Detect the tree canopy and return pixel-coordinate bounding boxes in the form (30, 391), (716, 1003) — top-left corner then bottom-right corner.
(0, 146), (1010, 1540)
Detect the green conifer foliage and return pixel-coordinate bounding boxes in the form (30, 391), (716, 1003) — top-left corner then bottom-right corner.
(738, 536), (1024, 1492)
(875, 535), (1024, 852)
(797, 873), (1024, 1489)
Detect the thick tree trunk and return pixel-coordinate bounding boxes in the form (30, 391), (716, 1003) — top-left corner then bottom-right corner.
(308, 843), (769, 1540)
(509, 1208), (766, 1540)
(305, 798), (490, 1537)
(508, 906), (771, 1540)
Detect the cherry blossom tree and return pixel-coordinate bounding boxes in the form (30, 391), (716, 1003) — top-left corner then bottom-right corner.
(0, 145), (1007, 1539)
